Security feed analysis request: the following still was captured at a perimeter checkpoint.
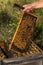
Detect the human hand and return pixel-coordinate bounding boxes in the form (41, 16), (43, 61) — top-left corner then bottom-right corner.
(23, 1), (43, 13)
(22, 4), (35, 13)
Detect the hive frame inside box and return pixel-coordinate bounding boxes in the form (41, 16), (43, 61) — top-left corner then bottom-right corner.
(1, 53), (43, 65)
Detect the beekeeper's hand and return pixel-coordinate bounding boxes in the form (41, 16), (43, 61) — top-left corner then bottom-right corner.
(23, 1), (43, 12)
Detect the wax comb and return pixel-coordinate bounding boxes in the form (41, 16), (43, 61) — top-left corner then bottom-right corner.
(9, 12), (37, 50)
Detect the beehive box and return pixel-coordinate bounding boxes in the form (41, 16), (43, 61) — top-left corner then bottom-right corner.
(0, 41), (43, 65)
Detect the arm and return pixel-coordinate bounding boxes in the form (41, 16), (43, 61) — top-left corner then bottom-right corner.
(33, 1), (43, 8)
(23, 1), (43, 12)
